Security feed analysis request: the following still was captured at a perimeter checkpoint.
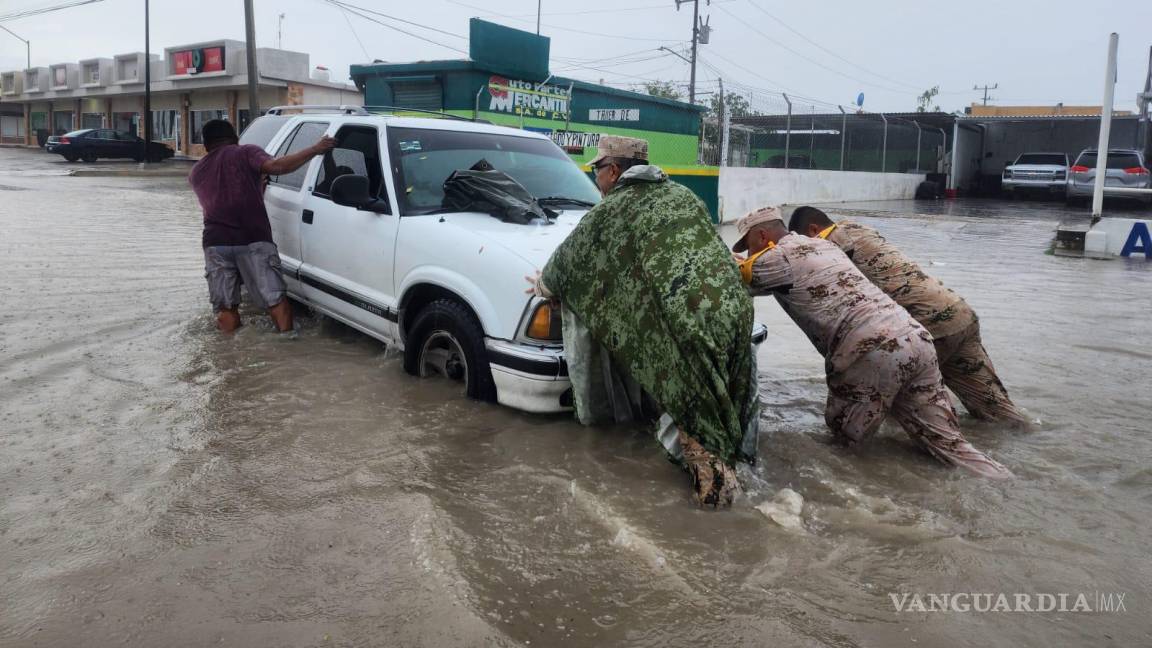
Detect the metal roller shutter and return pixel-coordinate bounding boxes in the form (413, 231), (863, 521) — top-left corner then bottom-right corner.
(393, 82), (443, 112)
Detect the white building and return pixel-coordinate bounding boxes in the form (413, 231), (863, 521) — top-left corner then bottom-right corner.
(0, 39), (361, 157)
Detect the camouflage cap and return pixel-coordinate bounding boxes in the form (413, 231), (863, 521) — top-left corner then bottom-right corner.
(587, 135), (649, 167)
(732, 205), (784, 252)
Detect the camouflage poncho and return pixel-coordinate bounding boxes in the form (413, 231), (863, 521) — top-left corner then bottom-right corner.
(541, 166), (756, 463)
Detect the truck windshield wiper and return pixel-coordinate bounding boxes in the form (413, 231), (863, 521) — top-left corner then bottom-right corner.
(536, 196), (596, 208)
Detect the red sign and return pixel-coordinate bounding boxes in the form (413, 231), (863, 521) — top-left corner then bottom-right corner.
(173, 47), (225, 75)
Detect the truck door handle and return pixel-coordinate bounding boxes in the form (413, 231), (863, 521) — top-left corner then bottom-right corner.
(302, 209), (314, 224)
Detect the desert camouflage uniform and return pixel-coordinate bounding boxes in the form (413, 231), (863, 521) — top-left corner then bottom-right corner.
(747, 234), (1011, 478)
(541, 165), (757, 502)
(826, 221), (1024, 422)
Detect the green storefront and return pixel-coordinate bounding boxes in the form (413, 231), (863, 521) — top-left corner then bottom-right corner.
(350, 19), (719, 218)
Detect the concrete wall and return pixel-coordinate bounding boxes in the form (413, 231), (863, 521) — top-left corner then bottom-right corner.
(718, 167), (926, 222)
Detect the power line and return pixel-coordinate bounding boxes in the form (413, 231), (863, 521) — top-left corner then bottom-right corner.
(326, 0), (467, 40)
(334, 2), (371, 61)
(743, 0), (926, 92)
(0, 0), (104, 22)
(447, 0), (685, 43)
(326, 1), (468, 55)
(714, 4), (917, 96)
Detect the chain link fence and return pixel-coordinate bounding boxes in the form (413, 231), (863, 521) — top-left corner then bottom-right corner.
(702, 94), (948, 173)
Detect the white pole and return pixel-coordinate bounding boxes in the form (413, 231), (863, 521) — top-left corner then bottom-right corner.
(1092, 33), (1119, 220)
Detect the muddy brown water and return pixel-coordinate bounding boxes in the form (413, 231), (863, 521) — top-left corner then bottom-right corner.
(1, 148), (1150, 647)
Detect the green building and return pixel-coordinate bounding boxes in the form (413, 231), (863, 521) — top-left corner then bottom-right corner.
(349, 19), (720, 217)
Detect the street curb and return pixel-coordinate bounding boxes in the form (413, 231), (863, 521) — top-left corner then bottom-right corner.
(70, 166), (193, 178)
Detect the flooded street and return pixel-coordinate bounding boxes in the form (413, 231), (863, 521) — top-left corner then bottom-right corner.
(1, 146), (1150, 646)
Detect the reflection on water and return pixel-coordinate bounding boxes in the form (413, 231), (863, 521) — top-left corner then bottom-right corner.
(1, 148), (1150, 646)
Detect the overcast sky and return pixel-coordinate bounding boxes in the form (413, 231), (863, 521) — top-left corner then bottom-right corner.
(1, 0), (1150, 114)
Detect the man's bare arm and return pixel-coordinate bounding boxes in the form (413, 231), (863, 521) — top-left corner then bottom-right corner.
(260, 135), (337, 176)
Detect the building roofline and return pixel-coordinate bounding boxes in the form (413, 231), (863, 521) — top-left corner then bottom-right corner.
(349, 59), (707, 113)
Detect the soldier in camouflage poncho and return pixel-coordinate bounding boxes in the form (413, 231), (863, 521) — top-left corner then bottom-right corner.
(531, 136), (757, 507)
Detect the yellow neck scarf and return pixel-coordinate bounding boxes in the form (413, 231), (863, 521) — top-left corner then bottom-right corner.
(816, 224), (837, 240)
(738, 242), (775, 284)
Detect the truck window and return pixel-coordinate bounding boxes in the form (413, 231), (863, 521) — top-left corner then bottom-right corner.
(1015, 154), (1066, 166)
(237, 115), (292, 152)
(386, 127), (600, 216)
(314, 125), (387, 212)
(269, 121), (329, 190)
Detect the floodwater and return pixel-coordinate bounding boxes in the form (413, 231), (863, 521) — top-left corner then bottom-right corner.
(1, 146), (1150, 647)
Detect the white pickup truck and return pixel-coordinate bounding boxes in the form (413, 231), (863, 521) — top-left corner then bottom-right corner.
(239, 106), (764, 414)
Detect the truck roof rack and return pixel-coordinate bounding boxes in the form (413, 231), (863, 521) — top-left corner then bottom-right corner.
(264, 105), (369, 115)
(263, 105), (487, 123)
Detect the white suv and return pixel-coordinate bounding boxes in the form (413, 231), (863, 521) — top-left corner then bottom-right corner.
(239, 106), (764, 414)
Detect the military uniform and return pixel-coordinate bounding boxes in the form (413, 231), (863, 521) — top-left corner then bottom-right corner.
(745, 233), (1011, 478)
(539, 136), (757, 506)
(823, 220), (1024, 422)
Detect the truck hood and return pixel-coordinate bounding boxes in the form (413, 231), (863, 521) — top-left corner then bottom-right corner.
(431, 209), (588, 269)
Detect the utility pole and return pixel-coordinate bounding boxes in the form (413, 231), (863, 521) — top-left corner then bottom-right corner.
(973, 82), (998, 106)
(278, 13), (285, 49)
(536, 0), (541, 35)
(674, 0), (710, 106)
(244, 0), (261, 119)
(0, 25), (29, 69)
(718, 76), (725, 165)
(1138, 46), (1151, 155)
(142, 0), (151, 163)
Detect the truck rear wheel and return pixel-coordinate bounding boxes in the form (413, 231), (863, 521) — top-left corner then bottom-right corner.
(404, 298), (496, 402)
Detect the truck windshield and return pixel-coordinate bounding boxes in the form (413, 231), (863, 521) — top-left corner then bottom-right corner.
(387, 127), (602, 216)
(1015, 154), (1066, 166)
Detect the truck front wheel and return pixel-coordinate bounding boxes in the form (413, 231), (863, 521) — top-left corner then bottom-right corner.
(404, 298), (497, 402)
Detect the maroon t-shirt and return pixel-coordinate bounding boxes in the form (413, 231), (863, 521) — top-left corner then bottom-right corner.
(189, 144), (274, 248)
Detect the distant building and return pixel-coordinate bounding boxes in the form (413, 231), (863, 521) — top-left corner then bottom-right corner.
(0, 40), (361, 156)
(965, 103), (1133, 117)
(349, 19), (707, 169)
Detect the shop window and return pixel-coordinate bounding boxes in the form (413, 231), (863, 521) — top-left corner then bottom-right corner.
(82, 113), (104, 129)
(52, 111), (73, 135)
(190, 110), (228, 144)
(150, 110), (179, 141)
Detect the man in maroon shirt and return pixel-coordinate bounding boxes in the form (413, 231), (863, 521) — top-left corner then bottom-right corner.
(189, 119), (334, 333)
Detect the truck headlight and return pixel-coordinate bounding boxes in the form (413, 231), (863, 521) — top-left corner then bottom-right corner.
(525, 301), (562, 342)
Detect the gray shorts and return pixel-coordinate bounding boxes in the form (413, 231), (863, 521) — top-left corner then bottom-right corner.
(203, 241), (286, 311)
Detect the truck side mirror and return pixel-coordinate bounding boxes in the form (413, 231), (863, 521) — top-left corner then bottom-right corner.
(331, 174), (387, 212)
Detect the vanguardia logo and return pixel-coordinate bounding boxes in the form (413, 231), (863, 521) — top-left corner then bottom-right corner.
(889, 592), (1127, 613)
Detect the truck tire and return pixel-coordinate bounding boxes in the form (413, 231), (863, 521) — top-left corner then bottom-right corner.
(404, 298), (496, 402)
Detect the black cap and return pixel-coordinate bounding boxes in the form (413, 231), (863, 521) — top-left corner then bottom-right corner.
(201, 119), (237, 144)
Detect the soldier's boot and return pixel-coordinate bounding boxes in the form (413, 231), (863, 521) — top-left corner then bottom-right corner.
(678, 429), (740, 508)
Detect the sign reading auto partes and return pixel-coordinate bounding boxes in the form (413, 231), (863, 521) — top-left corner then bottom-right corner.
(487, 76), (571, 120)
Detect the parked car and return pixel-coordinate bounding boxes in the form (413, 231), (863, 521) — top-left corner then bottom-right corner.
(1065, 148), (1152, 206)
(45, 128), (174, 163)
(1001, 152), (1069, 198)
(239, 107), (766, 413)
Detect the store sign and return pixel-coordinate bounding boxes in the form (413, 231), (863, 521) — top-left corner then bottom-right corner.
(488, 75), (570, 120)
(588, 108), (640, 122)
(551, 131), (601, 148)
(173, 47), (225, 75)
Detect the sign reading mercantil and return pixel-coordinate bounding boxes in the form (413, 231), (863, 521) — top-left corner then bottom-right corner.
(488, 76), (571, 120)
(588, 108), (640, 122)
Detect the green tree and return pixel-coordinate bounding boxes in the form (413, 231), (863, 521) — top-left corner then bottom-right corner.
(637, 80), (683, 101)
(916, 86), (941, 112)
(708, 91), (756, 118)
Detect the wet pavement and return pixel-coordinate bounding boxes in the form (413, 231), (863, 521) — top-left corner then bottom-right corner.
(1, 145), (1150, 647)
